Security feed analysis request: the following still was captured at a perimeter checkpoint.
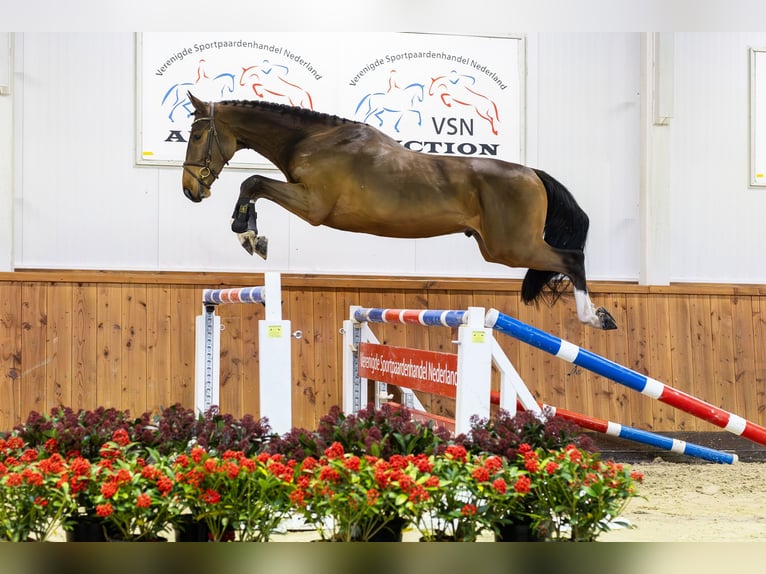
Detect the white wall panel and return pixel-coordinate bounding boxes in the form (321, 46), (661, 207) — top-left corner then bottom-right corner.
(670, 33), (766, 283)
(534, 33), (641, 282)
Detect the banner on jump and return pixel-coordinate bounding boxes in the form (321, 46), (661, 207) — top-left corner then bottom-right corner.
(136, 32), (524, 169)
(358, 342), (458, 398)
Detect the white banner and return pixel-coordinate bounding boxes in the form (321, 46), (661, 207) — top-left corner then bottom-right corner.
(136, 32), (524, 169)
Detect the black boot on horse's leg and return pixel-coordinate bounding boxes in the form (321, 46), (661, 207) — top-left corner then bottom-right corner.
(230, 200), (268, 259)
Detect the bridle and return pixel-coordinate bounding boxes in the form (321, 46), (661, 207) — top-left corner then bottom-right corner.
(182, 102), (228, 191)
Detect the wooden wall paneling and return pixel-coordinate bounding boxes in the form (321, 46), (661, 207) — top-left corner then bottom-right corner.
(731, 295), (759, 424)
(122, 285), (148, 417)
(422, 289), (453, 418)
(96, 284), (123, 409)
(72, 284), (98, 411)
(0, 284), (21, 431)
(708, 295), (737, 417)
(170, 286), (197, 410)
(217, 295), (243, 417)
(601, 294), (632, 428)
(491, 291), (525, 405)
(146, 284), (172, 413)
(624, 293), (653, 429)
(20, 283), (48, 417)
(239, 290), (263, 420)
(647, 293), (674, 431)
(47, 283), (73, 409)
(288, 287), (317, 429)
(753, 296), (766, 418)
(666, 294), (699, 431)
(687, 295), (717, 433)
(313, 288), (340, 416)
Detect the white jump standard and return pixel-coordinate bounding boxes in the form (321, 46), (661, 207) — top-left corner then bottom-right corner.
(195, 272), (293, 435)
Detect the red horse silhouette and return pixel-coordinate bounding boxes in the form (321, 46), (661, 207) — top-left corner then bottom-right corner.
(428, 72), (500, 136)
(239, 61), (314, 109)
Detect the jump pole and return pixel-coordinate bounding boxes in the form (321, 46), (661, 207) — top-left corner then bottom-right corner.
(344, 306), (736, 463)
(195, 272), (293, 435)
(486, 308), (766, 449)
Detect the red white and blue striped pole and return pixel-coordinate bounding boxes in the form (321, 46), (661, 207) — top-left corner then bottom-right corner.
(512, 399), (737, 465)
(486, 308), (766, 449)
(202, 285), (266, 306)
(352, 307), (468, 328)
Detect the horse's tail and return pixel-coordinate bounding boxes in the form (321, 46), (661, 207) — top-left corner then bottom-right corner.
(521, 169), (589, 305)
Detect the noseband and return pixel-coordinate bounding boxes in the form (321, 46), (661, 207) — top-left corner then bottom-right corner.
(183, 102), (228, 190)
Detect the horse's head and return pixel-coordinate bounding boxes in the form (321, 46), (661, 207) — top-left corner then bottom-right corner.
(182, 92), (237, 202)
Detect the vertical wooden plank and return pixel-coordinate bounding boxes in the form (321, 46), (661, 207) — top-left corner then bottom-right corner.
(97, 284), (123, 409)
(335, 286), (360, 416)
(314, 289), (339, 416)
(146, 285), (172, 413)
(72, 284), (98, 411)
(47, 283), (73, 408)
(598, 294), (631, 427)
(624, 293), (653, 429)
(170, 285), (197, 409)
(121, 285), (147, 417)
(709, 295), (737, 416)
(732, 295), (759, 424)
(218, 298), (243, 417)
(240, 292), (264, 419)
(752, 295), (766, 424)
(667, 294), (699, 431)
(647, 294), (675, 431)
(20, 283), (47, 417)
(687, 295), (716, 432)
(289, 287), (316, 429)
(0, 283), (21, 431)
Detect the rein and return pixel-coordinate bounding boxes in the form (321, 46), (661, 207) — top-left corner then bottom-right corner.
(182, 102), (228, 189)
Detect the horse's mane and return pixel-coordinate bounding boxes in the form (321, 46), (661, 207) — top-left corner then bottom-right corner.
(218, 99), (359, 128)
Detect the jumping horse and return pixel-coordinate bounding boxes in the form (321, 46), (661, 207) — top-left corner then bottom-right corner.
(181, 93), (617, 330)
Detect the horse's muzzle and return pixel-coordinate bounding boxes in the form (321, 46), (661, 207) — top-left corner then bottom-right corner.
(183, 187), (202, 203)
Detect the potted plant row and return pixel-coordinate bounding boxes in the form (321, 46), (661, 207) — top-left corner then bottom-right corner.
(0, 403), (643, 542)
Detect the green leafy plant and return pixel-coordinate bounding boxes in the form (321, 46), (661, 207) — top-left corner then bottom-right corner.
(173, 446), (295, 541)
(88, 430), (182, 541)
(518, 443), (644, 541)
(0, 435), (76, 541)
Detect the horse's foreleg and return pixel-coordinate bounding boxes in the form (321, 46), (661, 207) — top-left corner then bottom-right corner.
(230, 197), (268, 259)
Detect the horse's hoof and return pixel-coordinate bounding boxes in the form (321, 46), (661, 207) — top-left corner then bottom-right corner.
(596, 307), (618, 330)
(237, 231), (256, 255)
(254, 236), (268, 260)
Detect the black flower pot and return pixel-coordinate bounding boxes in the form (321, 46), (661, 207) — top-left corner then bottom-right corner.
(174, 516), (211, 542)
(367, 516), (406, 542)
(64, 518), (108, 542)
(494, 521), (544, 542)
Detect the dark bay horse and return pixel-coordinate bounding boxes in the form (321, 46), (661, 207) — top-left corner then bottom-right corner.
(181, 93), (617, 330)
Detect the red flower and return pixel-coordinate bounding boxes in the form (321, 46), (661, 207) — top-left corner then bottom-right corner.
(518, 443), (532, 454)
(112, 429), (130, 447)
(545, 461), (559, 475)
(100, 480), (118, 498)
(324, 442), (345, 460)
(318, 466), (341, 483)
(445, 445), (467, 462)
(484, 455), (503, 474)
(157, 476), (173, 495)
(190, 446), (205, 463)
(524, 458), (540, 473)
(136, 493), (152, 508)
(366, 488), (379, 505)
(44, 438), (58, 453)
(514, 476), (531, 494)
(96, 503), (114, 517)
(492, 477), (507, 494)
(201, 489), (221, 504)
(343, 455), (361, 472)
(471, 467), (490, 482)
(461, 503), (477, 516)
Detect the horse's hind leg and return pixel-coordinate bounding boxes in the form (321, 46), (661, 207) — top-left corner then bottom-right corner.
(472, 230), (617, 330)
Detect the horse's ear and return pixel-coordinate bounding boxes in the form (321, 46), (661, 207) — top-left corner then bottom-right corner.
(187, 92), (207, 114)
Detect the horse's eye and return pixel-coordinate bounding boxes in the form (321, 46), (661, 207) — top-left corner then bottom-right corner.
(192, 133), (203, 142)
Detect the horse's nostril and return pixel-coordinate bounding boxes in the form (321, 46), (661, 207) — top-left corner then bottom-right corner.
(183, 188), (201, 203)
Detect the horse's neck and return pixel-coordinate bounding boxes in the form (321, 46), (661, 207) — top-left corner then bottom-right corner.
(223, 104), (315, 168)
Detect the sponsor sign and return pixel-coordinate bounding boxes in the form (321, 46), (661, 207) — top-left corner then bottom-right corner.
(137, 32), (523, 168)
(358, 342), (458, 398)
